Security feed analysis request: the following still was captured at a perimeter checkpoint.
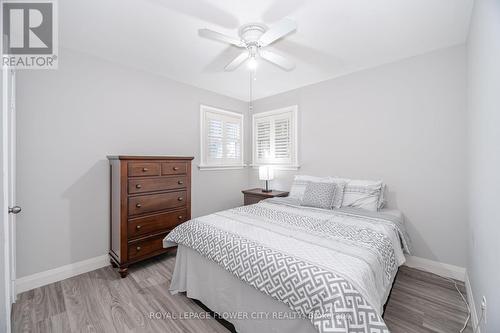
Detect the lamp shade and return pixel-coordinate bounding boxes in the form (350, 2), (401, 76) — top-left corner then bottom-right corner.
(259, 166), (274, 181)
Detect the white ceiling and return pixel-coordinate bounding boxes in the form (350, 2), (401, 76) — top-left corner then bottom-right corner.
(61, 0), (474, 101)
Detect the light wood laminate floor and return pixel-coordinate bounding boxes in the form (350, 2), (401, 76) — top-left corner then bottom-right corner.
(12, 252), (472, 333)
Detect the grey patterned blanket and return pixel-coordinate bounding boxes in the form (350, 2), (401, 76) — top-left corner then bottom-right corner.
(164, 198), (410, 333)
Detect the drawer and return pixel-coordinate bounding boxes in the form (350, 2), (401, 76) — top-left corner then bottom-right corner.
(128, 162), (161, 177)
(162, 162), (187, 175)
(128, 233), (167, 260)
(128, 209), (187, 238)
(128, 190), (187, 216)
(128, 176), (186, 194)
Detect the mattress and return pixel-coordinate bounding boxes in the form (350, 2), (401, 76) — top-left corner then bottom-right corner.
(164, 197), (410, 333)
(171, 244), (317, 333)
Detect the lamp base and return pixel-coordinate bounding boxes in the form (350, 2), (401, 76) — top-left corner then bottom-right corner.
(262, 180), (272, 193)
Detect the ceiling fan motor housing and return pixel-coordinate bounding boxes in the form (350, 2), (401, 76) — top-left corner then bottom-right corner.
(199, 18), (296, 71)
(238, 23), (267, 45)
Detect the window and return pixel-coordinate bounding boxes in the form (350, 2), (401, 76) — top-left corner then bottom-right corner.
(200, 105), (244, 170)
(252, 105), (298, 169)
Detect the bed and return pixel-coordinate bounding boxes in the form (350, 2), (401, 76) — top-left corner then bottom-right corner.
(163, 197), (410, 333)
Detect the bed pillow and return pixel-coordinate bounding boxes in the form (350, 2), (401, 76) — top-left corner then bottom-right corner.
(290, 175), (346, 208)
(289, 175), (326, 200)
(378, 184), (386, 209)
(334, 178), (384, 212)
(301, 182), (339, 209)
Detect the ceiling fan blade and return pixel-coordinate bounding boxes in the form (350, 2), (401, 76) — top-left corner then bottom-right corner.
(259, 18), (297, 47)
(225, 51), (249, 71)
(199, 29), (245, 47)
(260, 50), (295, 71)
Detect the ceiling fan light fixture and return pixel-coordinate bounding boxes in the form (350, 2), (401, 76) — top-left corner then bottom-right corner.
(199, 18), (297, 72)
(247, 56), (258, 70)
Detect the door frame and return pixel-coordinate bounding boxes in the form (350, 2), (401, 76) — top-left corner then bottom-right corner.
(2, 67), (16, 332)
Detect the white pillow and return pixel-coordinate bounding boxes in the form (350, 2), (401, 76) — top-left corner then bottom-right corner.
(289, 175), (346, 209)
(332, 177), (385, 212)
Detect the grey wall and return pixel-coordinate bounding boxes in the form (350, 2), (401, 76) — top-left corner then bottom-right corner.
(15, 44), (471, 280)
(15, 48), (249, 278)
(251, 45), (468, 267)
(467, 0), (500, 331)
(11, 7), (500, 330)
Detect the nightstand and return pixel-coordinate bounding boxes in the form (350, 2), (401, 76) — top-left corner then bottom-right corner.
(242, 188), (289, 206)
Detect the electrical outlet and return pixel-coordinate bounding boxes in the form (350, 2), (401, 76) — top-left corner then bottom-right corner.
(481, 296), (487, 324)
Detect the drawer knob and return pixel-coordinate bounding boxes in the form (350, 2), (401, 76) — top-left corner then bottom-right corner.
(178, 216), (183, 220)
(136, 246), (141, 251)
(136, 203), (142, 208)
(178, 180), (184, 185)
(173, 167), (179, 171)
(177, 197), (183, 201)
(136, 184), (142, 189)
(136, 225), (142, 230)
(142, 167), (148, 172)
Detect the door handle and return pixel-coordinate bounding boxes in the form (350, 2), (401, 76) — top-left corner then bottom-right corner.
(8, 206), (21, 214)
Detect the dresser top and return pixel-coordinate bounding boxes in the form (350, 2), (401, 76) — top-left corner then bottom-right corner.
(107, 155), (194, 160)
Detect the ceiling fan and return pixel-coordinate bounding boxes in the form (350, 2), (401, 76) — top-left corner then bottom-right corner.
(199, 18), (297, 71)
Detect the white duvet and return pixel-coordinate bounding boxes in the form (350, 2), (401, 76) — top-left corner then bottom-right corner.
(165, 197), (410, 333)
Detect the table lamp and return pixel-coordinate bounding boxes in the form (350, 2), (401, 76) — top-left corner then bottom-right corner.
(259, 166), (274, 193)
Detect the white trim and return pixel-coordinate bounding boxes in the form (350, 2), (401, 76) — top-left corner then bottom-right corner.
(2, 68), (16, 333)
(465, 271), (480, 333)
(8, 70), (16, 304)
(198, 164), (247, 171)
(250, 164), (301, 171)
(404, 255), (466, 281)
(15, 255), (109, 295)
(252, 105), (298, 168)
(404, 257), (480, 331)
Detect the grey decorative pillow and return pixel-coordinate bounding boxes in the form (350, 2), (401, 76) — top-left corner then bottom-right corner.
(301, 182), (338, 209)
(331, 181), (346, 208)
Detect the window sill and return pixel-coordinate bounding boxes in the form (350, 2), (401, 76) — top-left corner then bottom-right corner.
(198, 164), (247, 171)
(250, 164), (301, 171)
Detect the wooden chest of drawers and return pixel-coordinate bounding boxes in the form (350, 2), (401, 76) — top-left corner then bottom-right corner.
(107, 156), (193, 277)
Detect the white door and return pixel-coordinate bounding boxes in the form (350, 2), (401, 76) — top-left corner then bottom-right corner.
(2, 67), (17, 332)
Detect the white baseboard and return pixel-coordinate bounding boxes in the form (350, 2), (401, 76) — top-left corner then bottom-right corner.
(404, 256), (478, 330)
(15, 254), (109, 295)
(404, 255), (466, 281)
(465, 271), (480, 333)
(13, 253), (479, 331)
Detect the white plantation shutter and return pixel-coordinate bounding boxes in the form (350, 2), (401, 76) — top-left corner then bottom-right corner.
(256, 118), (271, 160)
(207, 118), (223, 159)
(253, 106), (297, 167)
(201, 106), (244, 168)
(225, 121), (241, 159)
(274, 116), (290, 160)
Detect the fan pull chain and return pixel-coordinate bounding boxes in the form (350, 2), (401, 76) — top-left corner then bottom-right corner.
(249, 70), (254, 112)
